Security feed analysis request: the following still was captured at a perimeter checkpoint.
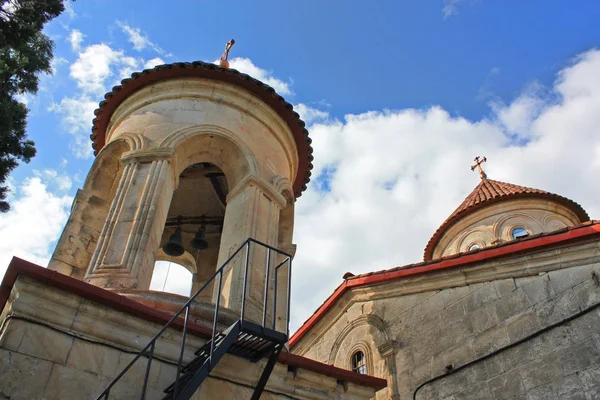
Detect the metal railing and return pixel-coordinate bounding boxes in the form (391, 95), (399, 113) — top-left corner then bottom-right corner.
(96, 238), (292, 400)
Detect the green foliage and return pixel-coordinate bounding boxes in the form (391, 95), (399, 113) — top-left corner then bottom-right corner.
(0, 0), (72, 211)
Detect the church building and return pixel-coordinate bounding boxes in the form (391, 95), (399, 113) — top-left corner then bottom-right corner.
(290, 157), (600, 399)
(1, 42), (599, 400)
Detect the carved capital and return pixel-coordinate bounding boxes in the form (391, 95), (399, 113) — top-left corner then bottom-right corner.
(120, 147), (175, 164)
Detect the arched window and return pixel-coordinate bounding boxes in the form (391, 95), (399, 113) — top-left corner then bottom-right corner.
(511, 227), (529, 240)
(149, 261), (193, 296)
(351, 351), (367, 374)
(468, 243), (480, 251)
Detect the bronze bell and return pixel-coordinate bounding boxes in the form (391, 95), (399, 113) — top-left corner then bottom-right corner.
(190, 226), (209, 250)
(163, 227), (185, 257)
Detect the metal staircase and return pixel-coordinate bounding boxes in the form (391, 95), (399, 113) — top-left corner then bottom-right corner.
(95, 238), (292, 400)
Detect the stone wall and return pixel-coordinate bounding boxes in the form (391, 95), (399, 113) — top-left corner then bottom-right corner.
(0, 275), (379, 400)
(294, 240), (600, 399)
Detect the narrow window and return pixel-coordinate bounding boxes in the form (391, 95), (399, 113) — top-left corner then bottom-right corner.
(351, 351), (367, 374)
(511, 227), (529, 240)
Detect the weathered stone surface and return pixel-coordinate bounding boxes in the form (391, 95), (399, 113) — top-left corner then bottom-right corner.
(0, 348), (53, 400)
(295, 244), (600, 400)
(17, 323), (73, 364)
(0, 277), (380, 400)
(43, 364), (110, 400)
(66, 338), (121, 378)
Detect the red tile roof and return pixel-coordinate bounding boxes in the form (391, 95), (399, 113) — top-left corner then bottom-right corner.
(90, 61), (313, 198)
(289, 221), (600, 349)
(423, 179), (589, 261)
(0, 257), (385, 391)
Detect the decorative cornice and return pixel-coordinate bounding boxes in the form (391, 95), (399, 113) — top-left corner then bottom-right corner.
(226, 174), (287, 208)
(120, 147), (175, 164)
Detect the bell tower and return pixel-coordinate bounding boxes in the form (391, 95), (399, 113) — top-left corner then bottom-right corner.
(47, 52), (312, 324)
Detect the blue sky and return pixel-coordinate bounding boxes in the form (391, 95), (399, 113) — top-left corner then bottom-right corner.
(3, 0), (600, 330)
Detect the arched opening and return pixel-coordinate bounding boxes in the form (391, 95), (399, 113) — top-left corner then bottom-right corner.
(155, 162), (228, 301)
(351, 350), (368, 374)
(149, 261), (193, 296)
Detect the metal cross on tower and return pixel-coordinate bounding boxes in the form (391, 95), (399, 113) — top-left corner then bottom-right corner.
(471, 156), (487, 180)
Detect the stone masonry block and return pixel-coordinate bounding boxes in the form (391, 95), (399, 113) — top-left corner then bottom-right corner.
(17, 323), (73, 364)
(43, 364), (110, 400)
(557, 337), (600, 377)
(554, 374), (588, 400)
(525, 383), (559, 400)
(534, 287), (582, 326)
(66, 338), (121, 378)
(0, 348), (53, 400)
(506, 311), (542, 342)
(487, 368), (526, 400)
(495, 288), (532, 322)
(518, 274), (554, 306)
(519, 354), (563, 391)
(463, 283), (500, 313)
(0, 318), (27, 351)
(466, 304), (499, 335)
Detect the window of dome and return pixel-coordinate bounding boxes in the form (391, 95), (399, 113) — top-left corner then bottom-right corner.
(351, 351), (367, 375)
(468, 243), (480, 251)
(512, 227), (529, 240)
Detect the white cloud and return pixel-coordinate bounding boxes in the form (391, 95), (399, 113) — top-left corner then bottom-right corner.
(70, 43), (139, 95)
(294, 103), (330, 125)
(144, 57), (165, 70)
(442, 0), (462, 18)
(49, 95), (97, 158)
(0, 174), (73, 278)
(289, 49), (600, 331)
(69, 29), (84, 52)
(117, 21), (163, 54)
(227, 57), (293, 95)
(64, 1), (76, 20)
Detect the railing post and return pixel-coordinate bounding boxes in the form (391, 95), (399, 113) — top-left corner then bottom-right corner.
(286, 258), (292, 338)
(210, 270), (223, 361)
(240, 241), (251, 321)
(173, 304), (191, 398)
(273, 263), (278, 331)
(140, 341), (155, 400)
(262, 248), (271, 328)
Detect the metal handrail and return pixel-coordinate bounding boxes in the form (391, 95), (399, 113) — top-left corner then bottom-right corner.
(96, 238), (292, 400)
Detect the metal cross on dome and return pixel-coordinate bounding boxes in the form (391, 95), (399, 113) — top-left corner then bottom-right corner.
(471, 156), (488, 180)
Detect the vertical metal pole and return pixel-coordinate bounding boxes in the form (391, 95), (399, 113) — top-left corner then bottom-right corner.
(210, 270), (223, 361)
(273, 262), (278, 331)
(240, 241), (251, 321)
(140, 342), (155, 400)
(286, 258), (292, 338)
(262, 248), (271, 327)
(173, 304), (190, 398)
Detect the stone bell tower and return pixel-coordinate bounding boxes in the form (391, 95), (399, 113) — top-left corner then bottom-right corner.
(47, 51), (313, 323)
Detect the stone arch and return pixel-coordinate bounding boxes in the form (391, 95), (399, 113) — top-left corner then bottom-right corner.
(454, 225), (496, 254)
(328, 314), (391, 364)
(155, 248), (197, 274)
(494, 212), (543, 241)
(347, 341), (374, 375)
(541, 213), (571, 232)
(159, 125), (259, 191)
(83, 139), (132, 203)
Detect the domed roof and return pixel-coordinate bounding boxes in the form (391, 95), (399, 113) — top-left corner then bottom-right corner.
(423, 178), (590, 261)
(89, 61), (313, 198)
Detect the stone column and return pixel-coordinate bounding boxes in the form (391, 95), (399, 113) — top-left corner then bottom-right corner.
(215, 176), (287, 325)
(379, 341), (401, 400)
(48, 189), (109, 280)
(85, 149), (175, 290)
